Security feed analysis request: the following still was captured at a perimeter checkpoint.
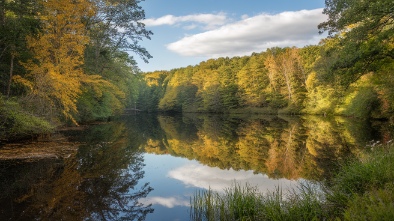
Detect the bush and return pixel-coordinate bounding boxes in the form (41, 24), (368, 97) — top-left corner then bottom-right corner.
(0, 96), (54, 141)
(335, 74), (380, 118)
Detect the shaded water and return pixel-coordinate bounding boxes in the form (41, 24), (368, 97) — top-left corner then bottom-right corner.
(0, 113), (392, 220)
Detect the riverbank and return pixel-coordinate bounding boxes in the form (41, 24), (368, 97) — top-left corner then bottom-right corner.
(0, 96), (111, 144)
(0, 133), (78, 160)
(191, 141), (394, 220)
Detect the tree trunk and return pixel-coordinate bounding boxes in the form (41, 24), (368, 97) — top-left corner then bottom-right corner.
(281, 58), (293, 103)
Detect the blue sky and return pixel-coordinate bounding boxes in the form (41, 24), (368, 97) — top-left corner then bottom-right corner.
(135, 0), (326, 72)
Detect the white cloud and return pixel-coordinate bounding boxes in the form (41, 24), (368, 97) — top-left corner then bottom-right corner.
(168, 163), (298, 193)
(140, 196), (189, 208)
(166, 9), (327, 57)
(144, 13), (228, 30)
(241, 14), (249, 20)
(144, 14), (178, 26)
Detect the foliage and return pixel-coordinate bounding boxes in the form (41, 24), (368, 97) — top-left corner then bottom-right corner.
(372, 62), (394, 120)
(1, 0), (394, 140)
(303, 72), (338, 115)
(265, 47), (307, 107)
(12, 0), (94, 124)
(335, 74), (380, 118)
(76, 74), (126, 122)
(0, 95), (54, 140)
(0, 0), (40, 98)
(318, 0), (394, 85)
(86, 0), (152, 63)
(0, 0), (152, 136)
(134, 0), (394, 120)
(142, 49), (312, 114)
(237, 53), (268, 107)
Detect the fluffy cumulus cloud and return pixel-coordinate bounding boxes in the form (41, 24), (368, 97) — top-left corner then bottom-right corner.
(166, 9), (327, 57)
(144, 13), (228, 30)
(168, 163), (298, 193)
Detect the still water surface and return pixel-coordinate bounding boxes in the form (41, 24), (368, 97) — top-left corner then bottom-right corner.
(0, 113), (392, 220)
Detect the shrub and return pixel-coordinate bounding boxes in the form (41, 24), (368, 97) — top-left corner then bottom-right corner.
(0, 96), (54, 141)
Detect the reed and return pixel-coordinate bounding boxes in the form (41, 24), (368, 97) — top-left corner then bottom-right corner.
(190, 182), (325, 221)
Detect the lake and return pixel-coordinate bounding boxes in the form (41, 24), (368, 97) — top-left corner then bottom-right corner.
(0, 113), (392, 220)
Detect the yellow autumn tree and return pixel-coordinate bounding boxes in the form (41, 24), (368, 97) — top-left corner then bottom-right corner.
(264, 47), (307, 108)
(14, 0), (94, 124)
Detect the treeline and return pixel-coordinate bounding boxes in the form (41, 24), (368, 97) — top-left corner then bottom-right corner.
(139, 0), (393, 120)
(0, 0), (151, 139)
(1, 0), (393, 140)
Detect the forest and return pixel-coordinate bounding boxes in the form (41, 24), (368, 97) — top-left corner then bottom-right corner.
(1, 0), (393, 140)
(0, 0), (152, 139)
(140, 0), (394, 119)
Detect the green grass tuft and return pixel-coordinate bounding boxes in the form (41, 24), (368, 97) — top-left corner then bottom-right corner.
(190, 182), (325, 221)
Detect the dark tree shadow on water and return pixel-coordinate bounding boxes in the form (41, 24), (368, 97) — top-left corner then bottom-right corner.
(0, 121), (154, 221)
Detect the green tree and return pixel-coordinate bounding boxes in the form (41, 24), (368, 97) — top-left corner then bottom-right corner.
(318, 0), (394, 86)
(138, 71), (167, 111)
(316, 0), (394, 119)
(85, 0), (152, 76)
(0, 0), (40, 97)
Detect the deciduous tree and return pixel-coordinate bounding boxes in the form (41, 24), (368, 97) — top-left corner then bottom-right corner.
(14, 0), (94, 124)
(318, 0), (394, 86)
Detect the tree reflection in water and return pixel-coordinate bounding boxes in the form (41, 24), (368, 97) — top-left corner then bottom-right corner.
(1, 113), (393, 220)
(142, 113), (393, 182)
(0, 122), (153, 221)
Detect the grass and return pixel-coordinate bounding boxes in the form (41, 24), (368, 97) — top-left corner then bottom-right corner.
(191, 183), (325, 221)
(190, 184), (263, 221)
(190, 142), (394, 221)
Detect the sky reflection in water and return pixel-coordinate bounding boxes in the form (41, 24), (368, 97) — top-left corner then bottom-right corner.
(139, 153), (298, 221)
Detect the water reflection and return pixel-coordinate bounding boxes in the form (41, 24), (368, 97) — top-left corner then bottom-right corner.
(140, 114), (390, 181)
(167, 162), (296, 193)
(0, 113), (392, 220)
(0, 122), (153, 221)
